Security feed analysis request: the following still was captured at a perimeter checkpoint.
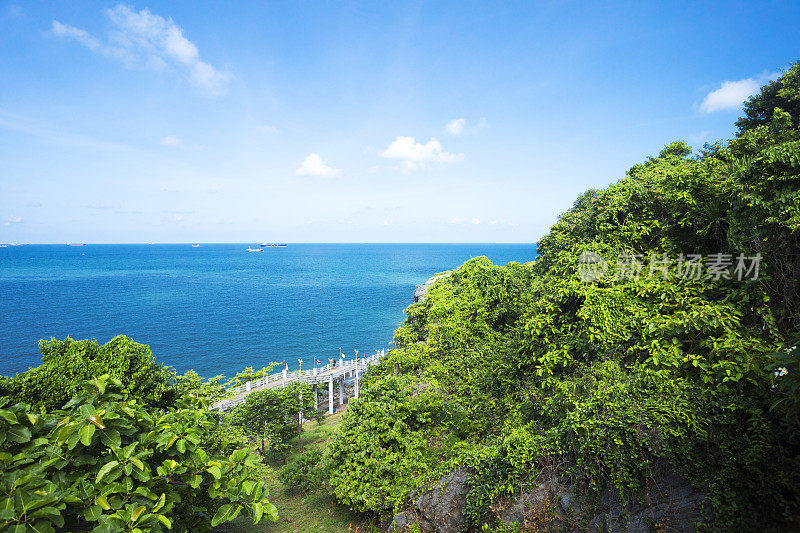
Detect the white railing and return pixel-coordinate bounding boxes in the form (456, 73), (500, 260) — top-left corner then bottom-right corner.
(211, 349), (386, 412)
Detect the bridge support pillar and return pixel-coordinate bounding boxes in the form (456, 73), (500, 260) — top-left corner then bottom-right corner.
(338, 376), (344, 406)
(354, 360), (359, 399)
(328, 371), (334, 414)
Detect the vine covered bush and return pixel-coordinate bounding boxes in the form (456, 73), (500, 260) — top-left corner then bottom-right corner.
(325, 62), (800, 530)
(278, 449), (326, 494)
(0, 336), (227, 412)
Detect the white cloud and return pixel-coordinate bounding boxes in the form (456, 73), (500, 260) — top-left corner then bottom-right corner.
(52, 5), (230, 95)
(257, 124), (278, 134)
(380, 136), (464, 171)
(3, 216), (22, 226)
(445, 118), (466, 135)
(51, 21), (102, 51)
(160, 135), (180, 146)
(296, 153), (339, 177)
(471, 218), (481, 225)
(445, 117), (488, 135)
(699, 72), (779, 113)
(472, 117), (487, 133)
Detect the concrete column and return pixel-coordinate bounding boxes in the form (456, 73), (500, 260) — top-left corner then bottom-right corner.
(328, 371), (334, 414)
(246, 381), (252, 392)
(312, 384), (317, 411)
(338, 376), (344, 405)
(354, 358), (360, 399)
(282, 367), (287, 387)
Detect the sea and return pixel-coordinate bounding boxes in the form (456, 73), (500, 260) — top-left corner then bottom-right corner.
(0, 243), (536, 379)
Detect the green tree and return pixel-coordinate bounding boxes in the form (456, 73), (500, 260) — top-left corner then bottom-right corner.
(0, 375), (277, 532)
(0, 336), (176, 412)
(229, 388), (288, 459)
(281, 382), (321, 450)
(228, 382), (320, 462)
(736, 61), (800, 132)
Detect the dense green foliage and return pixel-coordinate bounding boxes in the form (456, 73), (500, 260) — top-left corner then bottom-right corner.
(225, 364), (281, 388)
(278, 449), (326, 494)
(0, 336), (227, 412)
(228, 382), (320, 462)
(0, 375), (276, 532)
(324, 63), (800, 530)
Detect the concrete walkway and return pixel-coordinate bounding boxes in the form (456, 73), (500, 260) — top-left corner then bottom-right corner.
(211, 349), (386, 413)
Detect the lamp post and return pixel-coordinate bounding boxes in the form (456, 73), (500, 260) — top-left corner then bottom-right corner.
(297, 359), (303, 424)
(328, 358), (334, 414)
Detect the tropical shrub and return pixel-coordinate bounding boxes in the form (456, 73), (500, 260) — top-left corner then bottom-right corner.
(0, 336), (177, 412)
(0, 336), (227, 412)
(0, 375), (276, 532)
(278, 449), (326, 494)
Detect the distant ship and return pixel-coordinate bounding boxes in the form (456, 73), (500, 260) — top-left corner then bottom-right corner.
(261, 243), (287, 247)
(0, 244), (8, 248)
(246, 246), (263, 252)
(192, 244), (200, 247)
(66, 243), (86, 246)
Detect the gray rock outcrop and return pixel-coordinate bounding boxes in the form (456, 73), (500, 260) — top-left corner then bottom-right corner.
(390, 466), (705, 532)
(582, 470), (705, 532)
(414, 272), (451, 303)
(389, 468), (470, 533)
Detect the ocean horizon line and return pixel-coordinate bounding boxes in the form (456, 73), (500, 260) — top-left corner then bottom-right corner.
(1, 241), (537, 246)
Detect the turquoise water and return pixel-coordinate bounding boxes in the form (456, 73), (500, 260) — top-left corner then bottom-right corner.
(0, 244), (535, 378)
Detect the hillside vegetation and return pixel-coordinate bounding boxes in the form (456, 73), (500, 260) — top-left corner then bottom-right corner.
(323, 63), (800, 530)
(0, 338), (276, 532)
(1, 64), (799, 532)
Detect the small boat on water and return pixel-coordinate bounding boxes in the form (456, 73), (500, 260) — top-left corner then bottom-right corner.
(261, 243), (287, 247)
(66, 243), (86, 246)
(0, 244), (8, 248)
(246, 246), (263, 252)
(192, 244), (200, 247)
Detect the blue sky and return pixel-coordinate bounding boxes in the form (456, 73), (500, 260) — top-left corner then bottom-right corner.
(1, 1), (798, 243)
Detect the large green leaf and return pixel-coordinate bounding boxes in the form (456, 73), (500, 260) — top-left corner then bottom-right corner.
(6, 425), (31, 444)
(210, 503), (239, 527)
(96, 460), (119, 483)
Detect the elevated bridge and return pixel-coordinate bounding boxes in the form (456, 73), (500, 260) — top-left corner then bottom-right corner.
(211, 349), (386, 414)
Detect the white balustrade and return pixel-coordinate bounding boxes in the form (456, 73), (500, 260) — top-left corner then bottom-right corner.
(211, 349), (389, 412)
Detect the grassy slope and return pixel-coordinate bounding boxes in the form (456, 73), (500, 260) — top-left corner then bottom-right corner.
(225, 411), (381, 533)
